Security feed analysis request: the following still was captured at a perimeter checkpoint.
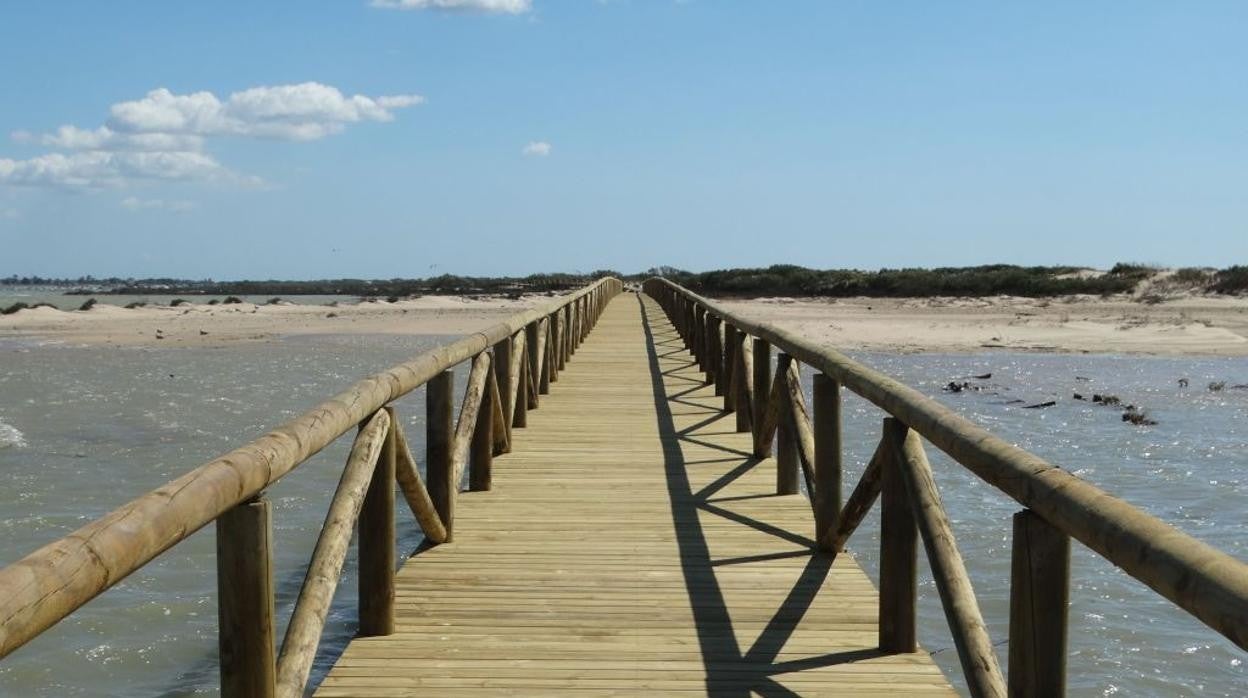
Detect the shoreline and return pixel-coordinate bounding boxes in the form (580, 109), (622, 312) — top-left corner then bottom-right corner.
(3, 291), (1248, 356)
(0, 294), (540, 348)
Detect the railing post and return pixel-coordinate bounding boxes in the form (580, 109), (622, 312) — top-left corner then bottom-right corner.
(775, 354), (800, 495)
(217, 495), (276, 698)
(470, 368), (495, 492)
(813, 373), (842, 553)
(559, 306), (569, 364)
(529, 322), (544, 407)
(358, 408), (396, 637)
(722, 324), (738, 411)
(427, 370), (455, 542)
(707, 315), (722, 392)
(735, 335), (752, 433)
(879, 417), (917, 653)
(752, 338), (772, 457)
(513, 333), (529, 429)
(692, 306), (705, 372)
(1009, 509), (1070, 698)
(493, 339), (513, 449)
(547, 312), (560, 384)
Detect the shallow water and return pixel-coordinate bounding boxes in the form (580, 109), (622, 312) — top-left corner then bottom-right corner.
(0, 334), (457, 696)
(0, 338), (1245, 696)
(827, 351), (1248, 696)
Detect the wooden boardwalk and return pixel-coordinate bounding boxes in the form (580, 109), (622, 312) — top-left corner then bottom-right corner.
(316, 294), (954, 696)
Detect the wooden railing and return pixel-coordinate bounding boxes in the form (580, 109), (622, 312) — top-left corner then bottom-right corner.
(0, 277), (623, 697)
(643, 277), (1248, 698)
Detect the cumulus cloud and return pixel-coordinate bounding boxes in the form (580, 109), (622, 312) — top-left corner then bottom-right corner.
(107, 83), (424, 141)
(121, 196), (197, 213)
(1, 151), (231, 188)
(2, 82), (423, 188)
(522, 141), (552, 157)
(371, 0), (531, 13)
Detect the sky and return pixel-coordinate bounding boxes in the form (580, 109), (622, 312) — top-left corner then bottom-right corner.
(1, 1), (1245, 279)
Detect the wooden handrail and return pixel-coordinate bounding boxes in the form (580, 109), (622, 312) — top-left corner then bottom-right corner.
(0, 277), (622, 662)
(644, 276), (1248, 652)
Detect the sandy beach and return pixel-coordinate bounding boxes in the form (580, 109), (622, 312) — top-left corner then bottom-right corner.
(722, 294), (1248, 356)
(0, 295), (540, 348)
(4, 291), (1248, 355)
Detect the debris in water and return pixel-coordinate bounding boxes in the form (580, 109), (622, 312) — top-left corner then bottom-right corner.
(1022, 401), (1057, 409)
(1122, 408), (1158, 426)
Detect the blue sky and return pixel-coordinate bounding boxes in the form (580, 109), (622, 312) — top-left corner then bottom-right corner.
(1, 1), (1245, 278)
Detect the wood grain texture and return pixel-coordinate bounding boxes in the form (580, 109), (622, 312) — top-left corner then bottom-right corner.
(216, 496), (275, 698)
(316, 295), (953, 697)
(644, 278), (1248, 651)
(0, 281), (619, 662)
(277, 409), (390, 698)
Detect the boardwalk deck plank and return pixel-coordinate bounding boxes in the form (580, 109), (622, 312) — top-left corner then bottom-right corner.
(315, 294), (954, 696)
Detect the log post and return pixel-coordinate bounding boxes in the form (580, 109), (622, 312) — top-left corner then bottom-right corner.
(470, 368), (496, 491)
(752, 338), (772, 457)
(707, 315), (722, 392)
(512, 333), (528, 429)
(879, 418), (917, 653)
(896, 423), (1007, 696)
(217, 496), (275, 698)
(557, 308), (568, 370)
(357, 408), (396, 637)
(547, 313), (560, 384)
(813, 373), (842, 552)
(735, 335), (753, 433)
(526, 322), (540, 408)
(692, 306), (705, 371)
(723, 324), (738, 412)
(427, 370), (455, 542)
(1008, 509), (1070, 698)
(775, 354), (799, 495)
(493, 338), (513, 445)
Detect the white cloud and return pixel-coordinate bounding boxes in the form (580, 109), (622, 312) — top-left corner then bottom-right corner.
(37, 125), (205, 152)
(371, 0), (531, 13)
(107, 83), (424, 141)
(522, 141), (552, 157)
(2, 82), (422, 189)
(121, 196), (197, 213)
(1, 151), (232, 189)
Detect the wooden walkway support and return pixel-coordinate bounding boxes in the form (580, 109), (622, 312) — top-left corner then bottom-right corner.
(2, 275), (1246, 697)
(316, 293), (954, 696)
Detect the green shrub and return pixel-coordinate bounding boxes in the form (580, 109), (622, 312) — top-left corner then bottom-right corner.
(124, 301), (147, 309)
(1108, 262), (1156, 278)
(78, 298), (97, 311)
(223, 296), (243, 304)
(1172, 267), (1210, 286)
(1212, 266), (1248, 294)
(1, 302), (29, 315)
(207, 299), (220, 305)
(170, 298), (190, 306)
(266, 297), (283, 305)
